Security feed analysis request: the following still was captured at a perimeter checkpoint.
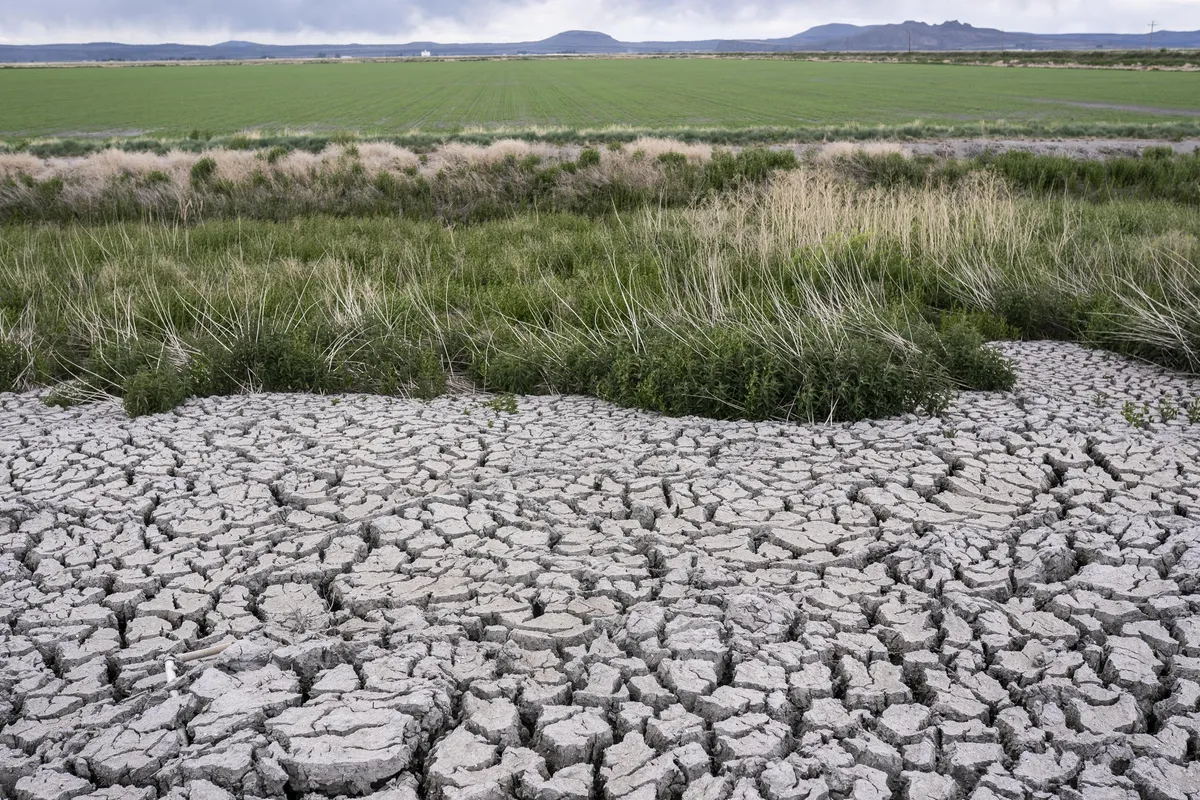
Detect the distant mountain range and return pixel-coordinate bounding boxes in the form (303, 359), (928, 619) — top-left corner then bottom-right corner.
(3, 21), (1199, 63)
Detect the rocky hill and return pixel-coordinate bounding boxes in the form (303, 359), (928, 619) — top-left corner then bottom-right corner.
(2, 20), (1197, 62)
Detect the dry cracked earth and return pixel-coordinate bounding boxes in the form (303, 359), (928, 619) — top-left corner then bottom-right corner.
(2, 341), (1200, 800)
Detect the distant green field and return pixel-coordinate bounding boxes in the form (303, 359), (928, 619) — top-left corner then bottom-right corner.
(0, 58), (1198, 137)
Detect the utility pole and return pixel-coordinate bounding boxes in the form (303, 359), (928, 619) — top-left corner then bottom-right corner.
(1149, 20), (1156, 50)
(907, 29), (912, 55)
(1000, 30), (1005, 53)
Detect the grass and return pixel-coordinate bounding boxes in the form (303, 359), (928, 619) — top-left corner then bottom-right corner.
(0, 141), (803, 224)
(8, 119), (1200, 161)
(2, 157), (1199, 422)
(3, 141), (1199, 228)
(1, 58), (1199, 138)
(833, 147), (1200, 205)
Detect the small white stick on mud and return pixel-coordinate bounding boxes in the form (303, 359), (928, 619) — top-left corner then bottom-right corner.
(163, 639), (235, 696)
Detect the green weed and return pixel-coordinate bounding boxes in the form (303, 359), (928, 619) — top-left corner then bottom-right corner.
(1122, 400), (1149, 429)
(122, 366), (189, 417)
(0, 339), (23, 392)
(1188, 398), (1200, 424)
(190, 157), (217, 185)
(1158, 395), (1180, 423)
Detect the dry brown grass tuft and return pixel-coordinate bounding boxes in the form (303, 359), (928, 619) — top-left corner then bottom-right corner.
(432, 139), (565, 171)
(627, 137), (713, 162)
(356, 141), (421, 174)
(0, 153), (46, 181)
(815, 141), (906, 161)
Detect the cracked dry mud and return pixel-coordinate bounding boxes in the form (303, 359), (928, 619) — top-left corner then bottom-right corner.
(2, 341), (1200, 800)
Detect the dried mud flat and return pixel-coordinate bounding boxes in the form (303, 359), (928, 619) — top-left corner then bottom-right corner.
(2, 341), (1200, 800)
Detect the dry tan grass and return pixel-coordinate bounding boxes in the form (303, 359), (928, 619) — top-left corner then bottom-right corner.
(1, 138), (734, 192)
(692, 170), (1031, 276)
(627, 137), (713, 162)
(269, 149), (324, 179)
(815, 141), (906, 161)
(0, 153), (46, 182)
(555, 156), (664, 200)
(205, 150), (260, 183)
(356, 141), (421, 174)
(432, 139), (566, 170)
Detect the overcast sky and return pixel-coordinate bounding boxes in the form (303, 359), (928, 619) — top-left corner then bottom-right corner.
(2, 0), (1197, 45)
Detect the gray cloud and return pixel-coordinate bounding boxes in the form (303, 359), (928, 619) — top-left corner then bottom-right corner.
(0, 0), (1192, 44)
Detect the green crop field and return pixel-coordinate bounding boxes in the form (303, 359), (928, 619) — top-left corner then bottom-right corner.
(0, 57), (1198, 138)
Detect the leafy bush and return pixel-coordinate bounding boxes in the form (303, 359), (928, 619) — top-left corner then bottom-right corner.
(577, 148), (602, 168)
(930, 318), (1015, 391)
(190, 157), (217, 186)
(0, 339), (23, 392)
(189, 327), (345, 396)
(468, 318), (1009, 423)
(123, 366), (189, 417)
(587, 326), (962, 422)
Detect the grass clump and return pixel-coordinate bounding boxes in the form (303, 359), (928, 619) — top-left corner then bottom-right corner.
(122, 365), (189, 416)
(832, 148), (1200, 205)
(0, 338), (25, 392)
(189, 156), (217, 186)
(593, 326), (960, 421)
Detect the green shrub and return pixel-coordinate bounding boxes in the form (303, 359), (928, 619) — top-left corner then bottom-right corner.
(0, 339), (23, 392)
(122, 365), (189, 416)
(37, 177), (64, 200)
(929, 318), (1016, 391)
(27, 139), (99, 158)
(702, 147), (799, 192)
(190, 157), (217, 186)
(938, 309), (1019, 344)
(411, 351), (447, 400)
(1143, 145), (1175, 160)
(190, 327), (346, 396)
(470, 322), (995, 423)
(577, 148), (602, 168)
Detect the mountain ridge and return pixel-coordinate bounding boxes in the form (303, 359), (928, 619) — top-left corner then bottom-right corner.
(2, 20), (1198, 63)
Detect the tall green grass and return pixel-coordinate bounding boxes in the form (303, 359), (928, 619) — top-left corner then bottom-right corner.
(834, 147), (1200, 204)
(2, 171), (1198, 420)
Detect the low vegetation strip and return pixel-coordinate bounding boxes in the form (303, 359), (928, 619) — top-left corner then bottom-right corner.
(2, 58), (1199, 138)
(1, 146), (1198, 422)
(2, 140), (1200, 226)
(7, 120), (1200, 159)
(781, 49), (1200, 69)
